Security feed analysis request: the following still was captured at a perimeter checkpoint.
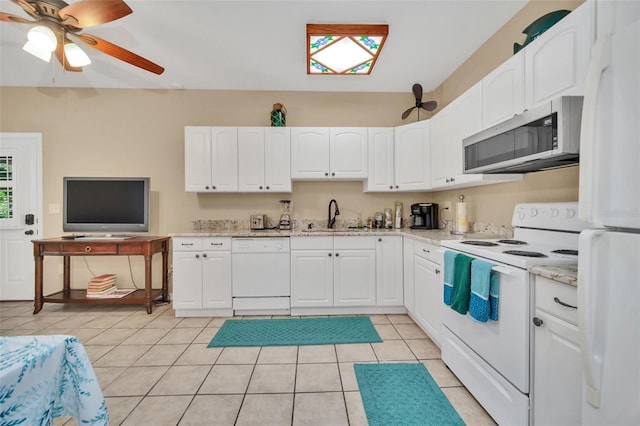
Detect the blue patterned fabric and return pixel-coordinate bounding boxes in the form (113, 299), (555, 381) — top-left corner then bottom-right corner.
(443, 251), (458, 306)
(469, 259), (500, 322)
(354, 363), (465, 426)
(0, 335), (108, 426)
(208, 316), (382, 347)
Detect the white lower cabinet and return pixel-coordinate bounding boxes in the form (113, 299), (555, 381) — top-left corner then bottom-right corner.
(375, 236), (403, 306)
(532, 276), (581, 426)
(412, 240), (443, 345)
(291, 235), (406, 313)
(332, 236), (376, 307)
(172, 237), (232, 316)
(403, 237), (415, 314)
(290, 237), (334, 308)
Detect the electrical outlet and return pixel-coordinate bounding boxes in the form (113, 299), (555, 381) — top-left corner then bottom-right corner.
(443, 201), (452, 213)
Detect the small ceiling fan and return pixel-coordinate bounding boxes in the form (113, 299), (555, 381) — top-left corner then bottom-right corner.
(401, 83), (437, 119)
(0, 0), (164, 74)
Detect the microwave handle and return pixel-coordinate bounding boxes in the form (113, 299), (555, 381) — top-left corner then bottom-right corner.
(579, 34), (611, 226)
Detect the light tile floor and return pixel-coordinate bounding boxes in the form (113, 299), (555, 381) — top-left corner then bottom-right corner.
(0, 301), (497, 426)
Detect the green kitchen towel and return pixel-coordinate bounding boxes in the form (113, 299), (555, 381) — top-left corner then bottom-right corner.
(450, 253), (473, 315)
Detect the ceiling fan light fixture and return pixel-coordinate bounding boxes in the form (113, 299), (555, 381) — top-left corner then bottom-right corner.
(26, 25), (57, 52)
(64, 42), (91, 67)
(22, 40), (52, 63)
(307, 24), (388, 75)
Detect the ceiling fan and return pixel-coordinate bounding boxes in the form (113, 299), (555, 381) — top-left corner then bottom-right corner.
(0, 0), (164, 74)
(401, 83), (437, 119)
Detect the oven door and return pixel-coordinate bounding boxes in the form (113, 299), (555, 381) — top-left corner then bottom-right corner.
(441, 254), (531, 393)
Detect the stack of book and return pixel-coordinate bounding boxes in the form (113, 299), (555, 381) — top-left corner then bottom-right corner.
(86, 274), (117, 298)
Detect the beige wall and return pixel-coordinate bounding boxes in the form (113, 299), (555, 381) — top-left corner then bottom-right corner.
(0, 0), (584, 292)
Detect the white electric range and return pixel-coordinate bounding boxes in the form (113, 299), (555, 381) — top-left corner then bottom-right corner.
(439, 202), (584, 426)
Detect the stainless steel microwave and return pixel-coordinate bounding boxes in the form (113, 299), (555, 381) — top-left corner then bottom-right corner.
(463, 96), (583, 174)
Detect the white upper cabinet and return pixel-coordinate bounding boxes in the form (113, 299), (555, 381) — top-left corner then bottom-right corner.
(482, 51), (525, 128)
(291, 127), (330, 179)
(524, 1), (593, 107)
(365, 127), (396, 192)
(238, 127), (291, 192)
(394, 120), (431, 191)
(291, 127), (367, 180)
(330, 128), (368, 179)
(430, 83), (522, 190)
(185, 126), (238, 192)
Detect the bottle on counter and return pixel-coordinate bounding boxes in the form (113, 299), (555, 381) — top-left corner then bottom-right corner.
(384, 208), (393, 229)
(394, 202), (403, 229)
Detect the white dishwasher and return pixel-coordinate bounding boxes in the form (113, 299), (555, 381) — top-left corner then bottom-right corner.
(231, 237), (290, 314)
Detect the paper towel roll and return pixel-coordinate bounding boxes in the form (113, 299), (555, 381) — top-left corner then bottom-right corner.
(456, 202), (469, 233)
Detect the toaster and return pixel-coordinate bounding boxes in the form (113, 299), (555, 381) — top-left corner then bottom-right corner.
(250, 214), (266, 230)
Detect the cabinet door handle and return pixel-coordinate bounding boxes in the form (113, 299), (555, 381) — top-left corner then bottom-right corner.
(328, 253), (332, 257)
(203, 253), (207, 258)
(259, 186), (263, 190)
(423, 248), (430, 253)
(325, 172), (329, 176)
(181, 243), (194, 246)
(378, 238), (382, 242)
(210, 243), (223, 246)
(389, 185), (393, 189)
(266, 186), (270, 190)
(553, 297), (577, 309)
(212, 186), (216, 190)
(335, 252), (339, 257)
(435, 269), (440, 274)
(195, 254), (200, 259)
(532, 317), (544, 327)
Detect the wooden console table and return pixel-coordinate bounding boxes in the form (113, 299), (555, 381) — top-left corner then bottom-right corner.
(33, 236), (170, 314)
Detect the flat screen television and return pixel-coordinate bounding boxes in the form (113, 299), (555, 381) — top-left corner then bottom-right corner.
(63, 177), (150, 233)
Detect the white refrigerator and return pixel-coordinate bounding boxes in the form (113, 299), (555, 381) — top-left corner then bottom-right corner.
(578, 1), (640, 425)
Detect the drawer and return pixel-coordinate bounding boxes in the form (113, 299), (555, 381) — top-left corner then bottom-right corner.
(202, 237), (231, 251)
(535, 276), (578, 325)
(414, 240), (442, 264)
(173, 237), (202, 251)
(334, 236), (376, 250)
(290, 236), (333, 250)
(61, 243), (118, 254)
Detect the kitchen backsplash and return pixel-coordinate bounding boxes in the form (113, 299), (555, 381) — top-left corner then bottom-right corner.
(192, 218), (514, 237)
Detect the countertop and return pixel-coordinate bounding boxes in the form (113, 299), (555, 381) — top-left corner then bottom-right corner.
(170, 228), (502, 246)
(528, 264), (578, 287)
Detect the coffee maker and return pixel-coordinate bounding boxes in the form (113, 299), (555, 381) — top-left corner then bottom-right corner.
(410, 203), (439, 229)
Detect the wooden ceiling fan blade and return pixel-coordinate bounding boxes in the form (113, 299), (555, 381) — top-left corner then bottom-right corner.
(420, 101), (438, 112)
(412, 83), (423, 101)
(401, 106), (416, 120)
(54, 33), (83, 72)
(59, 0), (132, 28)
(75, 33), (164, 74)
(10, 0), (36, 14)
(0, 11), (33, 23)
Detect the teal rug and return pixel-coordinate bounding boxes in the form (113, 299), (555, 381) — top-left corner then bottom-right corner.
(208, 316), (382, 347)
(354, 363), (466, 426)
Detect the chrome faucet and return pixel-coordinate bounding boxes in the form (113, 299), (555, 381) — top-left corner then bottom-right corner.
(328, 199), (340, 229)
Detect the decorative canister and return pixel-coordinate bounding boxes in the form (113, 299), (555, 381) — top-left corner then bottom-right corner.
(271, 103), (287, 127)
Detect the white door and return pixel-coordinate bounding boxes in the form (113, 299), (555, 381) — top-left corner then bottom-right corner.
(291, 127), (330, 179)
(264, 127), (292, 192)
(290, 250), (333, 307)
(413, 254), (441, 343)
(579, 230), (640, 425)
(365, 127), (395, 192)
(0, 133), (42, 301)
(202, 251), (232, 309)
(333, 249), (376, 306)
(184, 126), (213, 192)
(394, 120), (430, 191)
(238, 127), (265, 192)
(171, 251), (203, 310)
(330, 127), (367, 179)
(211, 127), (238, 192)
(375, 236), (403, 306)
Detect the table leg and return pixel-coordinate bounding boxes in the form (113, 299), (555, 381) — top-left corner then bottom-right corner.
(63, 256), (71, 295)
(162, 244), (169, 302)
(34, 254), (43, 314)
(144, 255), (153, 314)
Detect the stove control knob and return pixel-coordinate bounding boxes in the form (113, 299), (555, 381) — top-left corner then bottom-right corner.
(566, 208), (576, 218)
(517, 211), (526, 220)
(550, 208), (559, 217)
(530, 208), (538, 217)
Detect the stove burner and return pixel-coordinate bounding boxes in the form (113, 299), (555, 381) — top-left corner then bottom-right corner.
(551, 249), (578, 256)
(497, 239), (528, 245)
(503, 250), (548, 258)
(461, 240), (499, 247)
